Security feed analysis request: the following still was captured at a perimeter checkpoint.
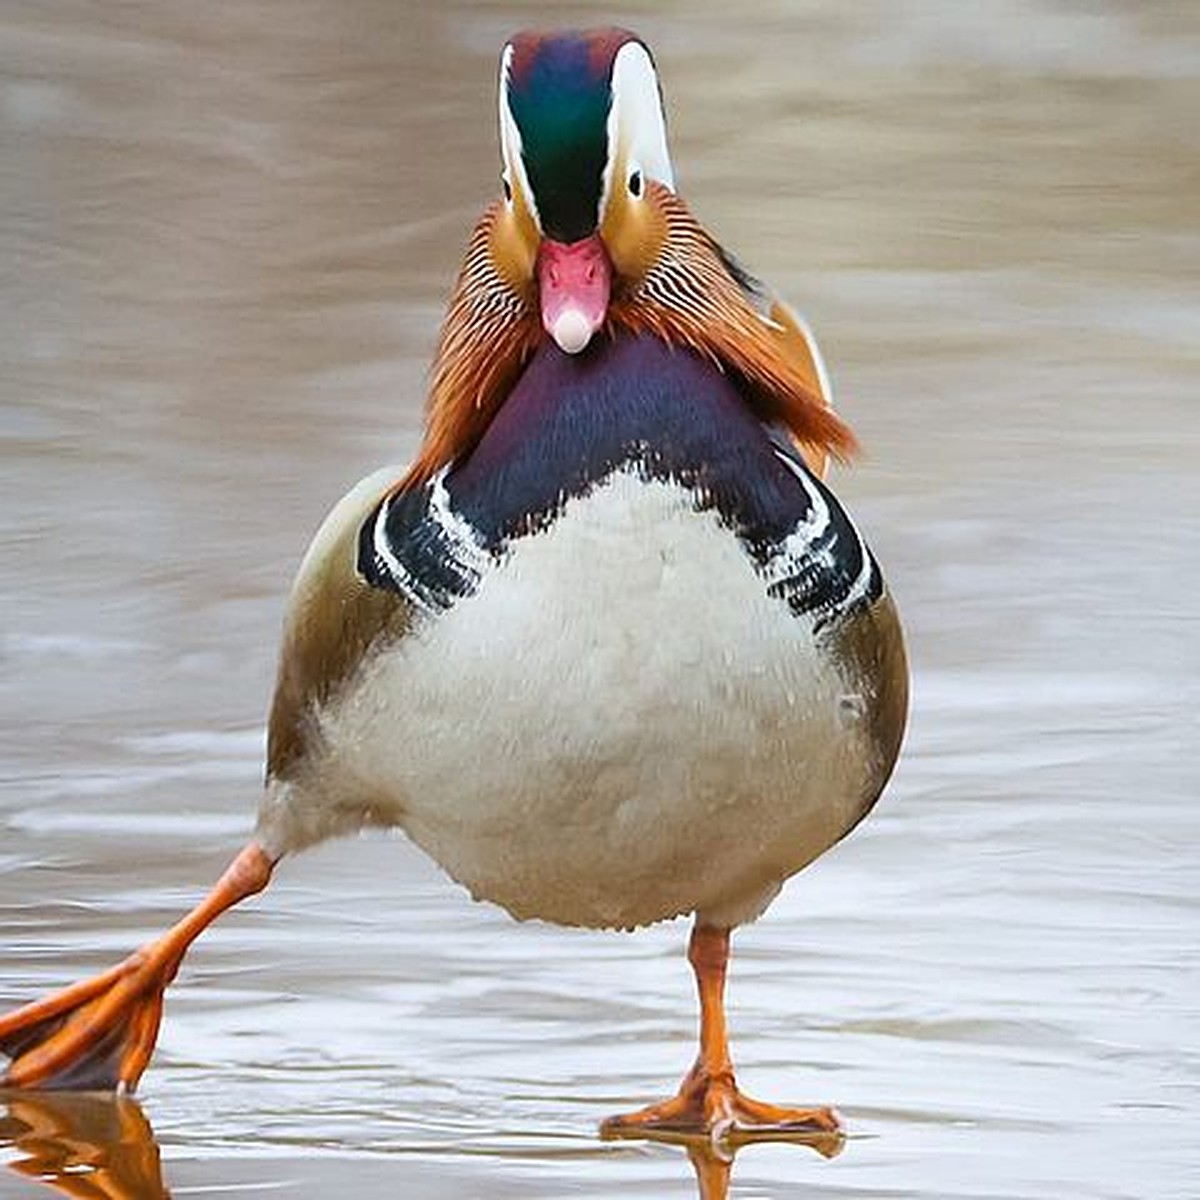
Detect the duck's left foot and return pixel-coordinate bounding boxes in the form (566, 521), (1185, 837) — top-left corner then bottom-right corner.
(0, 842), (273, 1093)
(600, 1065), (841, 1141)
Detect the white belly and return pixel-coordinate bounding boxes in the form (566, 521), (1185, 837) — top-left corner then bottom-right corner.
(298, 472), (874, 930)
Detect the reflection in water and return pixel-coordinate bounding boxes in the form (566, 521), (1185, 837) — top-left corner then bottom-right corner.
(0, 1088), (842, 1200)
(613, 1125), (843, 1200)
(0, 1092), (169, 1199)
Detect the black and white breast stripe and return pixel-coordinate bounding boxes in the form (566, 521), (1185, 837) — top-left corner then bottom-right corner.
(358, 468), (490, 613)
(358, 334), (882, 630)
(762, 449), (882, 629)
(358, 451), (881, 633)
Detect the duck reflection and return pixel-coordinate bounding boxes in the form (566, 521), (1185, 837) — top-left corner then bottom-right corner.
(0, 1090), (840, 1199)
(605, 1122), (844, 1199)
(0, 1091), (169, 1199)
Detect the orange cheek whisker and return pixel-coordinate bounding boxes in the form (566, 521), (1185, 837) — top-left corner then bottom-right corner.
(612, 184), (858, 465)
(402, 185), (857, 495)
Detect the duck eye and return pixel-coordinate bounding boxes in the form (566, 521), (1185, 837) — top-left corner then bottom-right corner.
(628, 169), (643, 198)
(501, 174), (513, 203)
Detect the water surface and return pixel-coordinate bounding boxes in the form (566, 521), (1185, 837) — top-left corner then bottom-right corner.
(1, 2), (1197, 1197)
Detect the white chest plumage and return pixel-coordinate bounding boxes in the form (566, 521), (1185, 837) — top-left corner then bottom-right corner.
(297, 470), (876, 930)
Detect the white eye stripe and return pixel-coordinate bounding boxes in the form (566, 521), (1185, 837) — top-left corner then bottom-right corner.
(498, 44), (541, 230)
(602, 40), (675, 218)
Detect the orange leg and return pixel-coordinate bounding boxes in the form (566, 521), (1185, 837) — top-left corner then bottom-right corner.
(601, 923), (841, 1140)
(3, 1091), (170, 1198)
(0, 841), (274, 1093)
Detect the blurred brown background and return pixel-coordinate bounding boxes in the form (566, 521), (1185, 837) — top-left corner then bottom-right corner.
(1, 3), (1196, 1197)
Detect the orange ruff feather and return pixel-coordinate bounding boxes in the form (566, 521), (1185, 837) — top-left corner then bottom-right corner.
(405, 186), (856, 487)
(406, 203), (541, 487)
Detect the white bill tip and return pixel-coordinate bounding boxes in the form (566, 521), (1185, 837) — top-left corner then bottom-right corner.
(551, 309), (594, 355)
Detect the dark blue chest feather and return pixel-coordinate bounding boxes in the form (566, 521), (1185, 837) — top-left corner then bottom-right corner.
(450, 334), (808, 553)
(359, 333), (882, 627)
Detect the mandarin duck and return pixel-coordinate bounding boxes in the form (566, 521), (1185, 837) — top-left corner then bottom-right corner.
(0, 28), (907, 1139)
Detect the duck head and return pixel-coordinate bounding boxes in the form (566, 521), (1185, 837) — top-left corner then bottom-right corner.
(497, 30), (673, 355)
(408, 28), (857, 485)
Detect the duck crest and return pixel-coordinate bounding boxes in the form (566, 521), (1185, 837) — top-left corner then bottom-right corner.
(505, 29), (633, 242)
